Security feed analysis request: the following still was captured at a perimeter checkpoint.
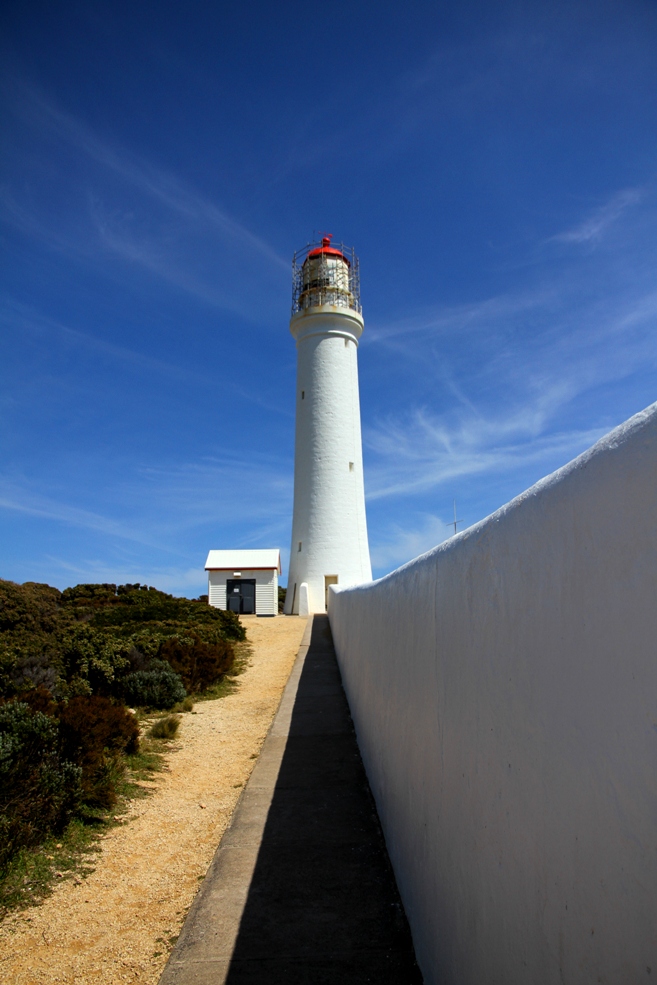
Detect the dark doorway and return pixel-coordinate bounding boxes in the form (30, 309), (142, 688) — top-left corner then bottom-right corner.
(226, 579), (256, 615)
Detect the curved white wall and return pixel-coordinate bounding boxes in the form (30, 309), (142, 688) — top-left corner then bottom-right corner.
(285, 305), (371, 614)
(329, 402), (657, 985)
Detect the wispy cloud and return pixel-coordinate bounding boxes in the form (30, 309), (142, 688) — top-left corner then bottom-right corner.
(363, 256), (657, 504)
(0, 451), (293, 547)
(0, 483), (173, 551)
(365, 288), (556, 345)
(268, 26), (564, 180)
(6, 79), (287, 270)
(551, 188), (643, 245)
(1, 298), (294, 419)
(369, 513), (451, 571)
(1, 78), (288, 320)
(365, 410), (603, 501)
(1, 299), (200, 382)
(136, 454), (293, 531)
(0, 453), (294, 591)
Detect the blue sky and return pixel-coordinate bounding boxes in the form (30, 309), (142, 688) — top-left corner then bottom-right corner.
(1, 0), (656, 595)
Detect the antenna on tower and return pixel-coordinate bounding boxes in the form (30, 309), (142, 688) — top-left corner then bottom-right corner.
(447, 500), (463, 537)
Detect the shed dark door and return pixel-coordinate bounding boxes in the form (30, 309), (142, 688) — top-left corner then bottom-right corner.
(226, 579), (256, 615)
(240, 580), (255, 614)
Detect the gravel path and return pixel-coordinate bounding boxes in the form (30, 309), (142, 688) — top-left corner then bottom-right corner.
(0, 615), (308, 985)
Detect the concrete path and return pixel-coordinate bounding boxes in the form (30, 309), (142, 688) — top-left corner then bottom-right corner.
(160, 614), (422, 984)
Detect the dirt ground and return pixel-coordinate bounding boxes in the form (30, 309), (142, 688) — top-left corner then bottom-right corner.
(0, 615), (308, 985)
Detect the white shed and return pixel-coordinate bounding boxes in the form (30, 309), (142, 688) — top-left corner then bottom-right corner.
(205, 549), (281, 617)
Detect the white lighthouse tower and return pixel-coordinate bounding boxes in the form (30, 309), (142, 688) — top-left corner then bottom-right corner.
(285, 236), (372, 615)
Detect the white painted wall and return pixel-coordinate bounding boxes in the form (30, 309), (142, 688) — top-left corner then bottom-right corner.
(329, 402), (657, 985)
(285, 303), (372, 614)
(208, 568), (278, 615)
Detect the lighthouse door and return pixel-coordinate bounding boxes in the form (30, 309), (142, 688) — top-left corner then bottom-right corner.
(324, 575), (338, 610)
(226, 579), (256, 615)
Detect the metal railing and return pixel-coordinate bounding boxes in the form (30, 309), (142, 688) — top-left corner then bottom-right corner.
(291, 241), (361, 315)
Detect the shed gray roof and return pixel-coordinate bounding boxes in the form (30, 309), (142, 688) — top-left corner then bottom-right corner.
(205, 549), (281, 573)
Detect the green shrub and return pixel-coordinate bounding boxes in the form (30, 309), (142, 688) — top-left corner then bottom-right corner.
(0, 581), (66, 698)
(1, 579), (245, 704)
(0, 701), (82, 868)
(65, 583), (244, 637)
(158, 633), (234, 693)
(58, 695), (139, 809)
(61, 583), (118, 605)
(0, 581), (63, 634)
(122, 661), (186, 709)
(55, 625), (131, 698)
(149, 714), (180, 740)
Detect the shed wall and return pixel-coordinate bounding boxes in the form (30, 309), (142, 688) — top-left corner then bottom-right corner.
(208, 568), (278, 616)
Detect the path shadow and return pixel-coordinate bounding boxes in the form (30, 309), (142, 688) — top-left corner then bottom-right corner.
(225, 615), (423, 984)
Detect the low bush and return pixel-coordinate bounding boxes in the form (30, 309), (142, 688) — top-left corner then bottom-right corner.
(55, 625), (131, 698)
(74, 583), (246, 642)
(0, 581), (63, 634)
(121, 660), (186, 709)
(159, 633), (234, 693)
(149, 715), (180, 740)
(170, 696), (195, 713)
(0, 701), (82, 868)
(13, 683), (58, 716)
(58, 695), (139, 809)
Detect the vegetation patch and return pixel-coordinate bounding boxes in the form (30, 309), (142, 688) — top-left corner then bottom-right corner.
(0, 818), (103, 919)
(149, 714), (181, 740)
(0, 578), (247, 916)
(192, 638), (252, 702)
(122, 661), (187, 710)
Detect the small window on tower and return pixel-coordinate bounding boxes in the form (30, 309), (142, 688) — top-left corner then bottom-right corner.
(349, 462), (354, 471)
(301, 390), (305, 399)
(298, 541), (302, 552)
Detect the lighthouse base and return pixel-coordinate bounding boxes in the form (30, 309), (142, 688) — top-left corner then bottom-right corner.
(298, 583), (310, 617)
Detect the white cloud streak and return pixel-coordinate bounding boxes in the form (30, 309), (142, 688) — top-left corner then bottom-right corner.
(365, 288), (556, 345)
(369, 513), (451, 571)
(1, 298), (294, 419)
(7, 80), (288, 271)
(551, 188), (643, 244)
(0, 78), (289, 321)
(365, 413), (604, 501)
(0, 451), (293, 547)
(1, 299), (199, 382)
(0, 486), (171, 551)
(363, 234), (657, 503)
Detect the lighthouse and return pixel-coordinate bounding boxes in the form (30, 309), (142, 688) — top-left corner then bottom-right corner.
(285, 236), (372, 615)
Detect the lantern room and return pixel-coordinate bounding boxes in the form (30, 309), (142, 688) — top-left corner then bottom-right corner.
(292, 235), (361, 314)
